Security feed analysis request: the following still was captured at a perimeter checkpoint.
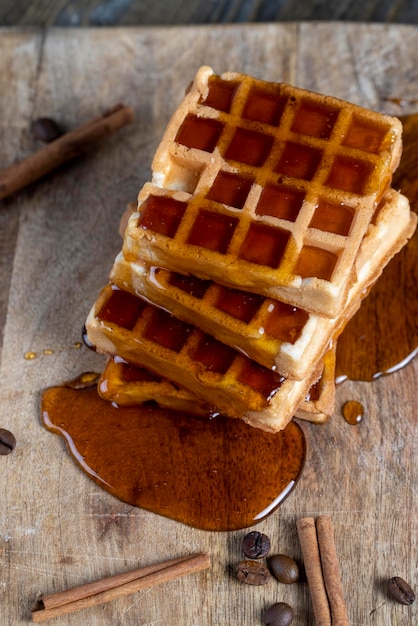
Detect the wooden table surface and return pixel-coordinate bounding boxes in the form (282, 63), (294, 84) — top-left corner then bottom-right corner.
(0, 23), (417, 626)
(1, 0), (418, 26)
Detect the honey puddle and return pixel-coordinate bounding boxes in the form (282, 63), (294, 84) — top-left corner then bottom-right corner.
(42, 382), (305, 531)
(41, 114), (417, 531)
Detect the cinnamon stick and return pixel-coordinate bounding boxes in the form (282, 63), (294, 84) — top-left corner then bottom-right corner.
(296, 517), (332, 626)
(0, 103), (134, 201)
(42, 554), (192, 610)
(316, 515), (349, 626)
(31, 552), (210, 622)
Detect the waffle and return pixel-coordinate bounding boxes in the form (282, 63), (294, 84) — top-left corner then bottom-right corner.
(98, 356), (209, 416)
(295, 344), (336, 424)
(86, 284), (323, 432)
(119, 201), (137, 238)
(98, 349), (336, 424)
(112, 189), (415, 380)
(122, 66), (403, 317)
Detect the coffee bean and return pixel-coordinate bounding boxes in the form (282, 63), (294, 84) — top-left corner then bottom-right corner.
(236, 560), (270, 585)
(242, 531), (271, 559)
(263, 602), (294, 626)
(387, 576), (415, 605)
(31, 117), (64, 143)
(0, 428), (16, 455)
(268, 554), (299, 584)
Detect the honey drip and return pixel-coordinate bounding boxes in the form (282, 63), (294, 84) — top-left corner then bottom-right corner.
(42, 379), (305, 532)
(342, 400), (364, 425)
(336, 113), (418, 382)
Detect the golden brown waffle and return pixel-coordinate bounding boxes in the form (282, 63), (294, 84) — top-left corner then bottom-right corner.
(98, 351), (336, 424)
(112, 189), (415, 380)
(295, 345), (336, 424)
(86, 284), (320, 432)
(98, 356), (208, 415)
(122, 66), (403, 317)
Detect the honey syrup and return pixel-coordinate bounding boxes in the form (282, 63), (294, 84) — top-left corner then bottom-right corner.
(342, 400), (364, 425)
(42, 377), (305, 532)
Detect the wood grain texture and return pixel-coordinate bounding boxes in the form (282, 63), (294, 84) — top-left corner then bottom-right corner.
(1, 0), (418, 26)
(0, 24), (417, 626)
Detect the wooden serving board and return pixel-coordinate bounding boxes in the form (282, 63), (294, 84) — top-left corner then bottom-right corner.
(0, 24), (417, 625)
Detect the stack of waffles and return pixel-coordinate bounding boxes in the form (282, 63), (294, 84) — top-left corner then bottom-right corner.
(86, 66), (416, 433)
